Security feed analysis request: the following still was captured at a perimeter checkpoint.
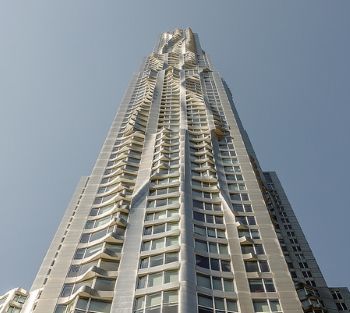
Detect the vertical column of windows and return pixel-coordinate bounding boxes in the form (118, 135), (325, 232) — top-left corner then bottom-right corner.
(134, 67), (182, 313)
(167, 52), (181, 69)
(54, 69), (158, 313)
(263, 173), (328, 312)
(265, 179), (315, 284)
(330, 289), (349, 312)
(185, 72), (238, 313)
(202, 73), (280, 312)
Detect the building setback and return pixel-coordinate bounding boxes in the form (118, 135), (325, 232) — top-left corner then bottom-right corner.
(10, 28), (349, 313)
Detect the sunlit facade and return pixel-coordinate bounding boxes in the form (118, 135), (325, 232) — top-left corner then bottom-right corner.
(0, 288), (28, 313)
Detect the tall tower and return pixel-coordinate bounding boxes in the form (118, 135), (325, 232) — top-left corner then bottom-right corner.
(26, 28), (349, 313)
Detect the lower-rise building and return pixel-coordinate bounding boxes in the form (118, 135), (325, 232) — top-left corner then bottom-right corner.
(0, 288), (28, 313)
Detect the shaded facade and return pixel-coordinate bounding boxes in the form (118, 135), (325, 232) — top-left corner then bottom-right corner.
(18, 28), (349, 313)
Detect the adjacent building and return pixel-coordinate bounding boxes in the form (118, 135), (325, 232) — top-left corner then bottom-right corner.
(0, 288), (28, 313)
(3, 28), (349, 313)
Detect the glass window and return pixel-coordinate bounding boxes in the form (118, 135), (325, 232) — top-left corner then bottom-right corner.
(221, 260), (231, 272)
(206, 215), (214, 223)
(193, 200), (203, 209)
(212, 277), (222, 290)
(215, 216), (223, 224)
(207, 228), (216, 237)
(86, 243), (103, 257)
(219, 244), (228, 254)
(163, 290), (178, 304)
(150, 254), (163, 267)
(166, 236), (178, 246)
(247, 216), (256, 225)
(253, 300), (270, 312)
(209, 242), (218, 254)
(253, 299), (281, 312)
(238, 229), (260, 239)
(54, 305), (67, 313)
(217, 229), (226, 238)
(195, 240), (208, 252)
(138, 276), (146, 289)
(105, 243), (122, 253)
(241, 244), (265, 255)
(260, 261), (270, 272)
(156, 211), (167, 219)
(99, 260), (119, 271)
(194, 225), (206, 236)
(226, 299), (238, 312)
(167, 223), (178, 231)
(165, 252), (178, 263)
(194, 212), (205, 222)
(147, 293), (161, 307)
(269, 300), (281, 312)
(210, 258), (220, 271)
(60, 284), (74, 297)
(158, 199), (167, 207)
(94, 278), (115, 291)
(198, 294), (213, 308)
(197, 274), (211, 289)
(168, 209), (178, 217)
(140, 258), (149, 269)
(241, 193), (249, 200)
(76, 298), (89, 309)
(214, 298), (225, 310)
(13, 294), (27, 304)
(152, 238), (164, 250)
(164, 270), (178, 284)
(68, 261), (96, 277)
(135, 297), (145, 310)
(249, 279), (275, 293)
(144, 227), (152, 235)
(250, 279), (265, 292)
(196, 255), (210, 269)
(265, 279), (276, 292)
(148, 273), (163, 287)
(223, 279), (234, 292)
(74, 249), (85, 259)
(89, 299), (112, 312)
(245, 261), (259, 272)
(153, 224), (166, 234)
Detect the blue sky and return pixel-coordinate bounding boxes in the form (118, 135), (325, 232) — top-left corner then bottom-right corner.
(0, 1), (349, 293)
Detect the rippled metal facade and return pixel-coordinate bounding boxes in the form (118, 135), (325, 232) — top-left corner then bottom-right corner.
(26, 29), (349, 313)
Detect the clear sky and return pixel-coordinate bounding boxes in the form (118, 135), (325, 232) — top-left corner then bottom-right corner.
(0, 1), (349, 293)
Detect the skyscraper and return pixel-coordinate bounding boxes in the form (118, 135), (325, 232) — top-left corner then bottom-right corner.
(20, 28), (349, 313)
